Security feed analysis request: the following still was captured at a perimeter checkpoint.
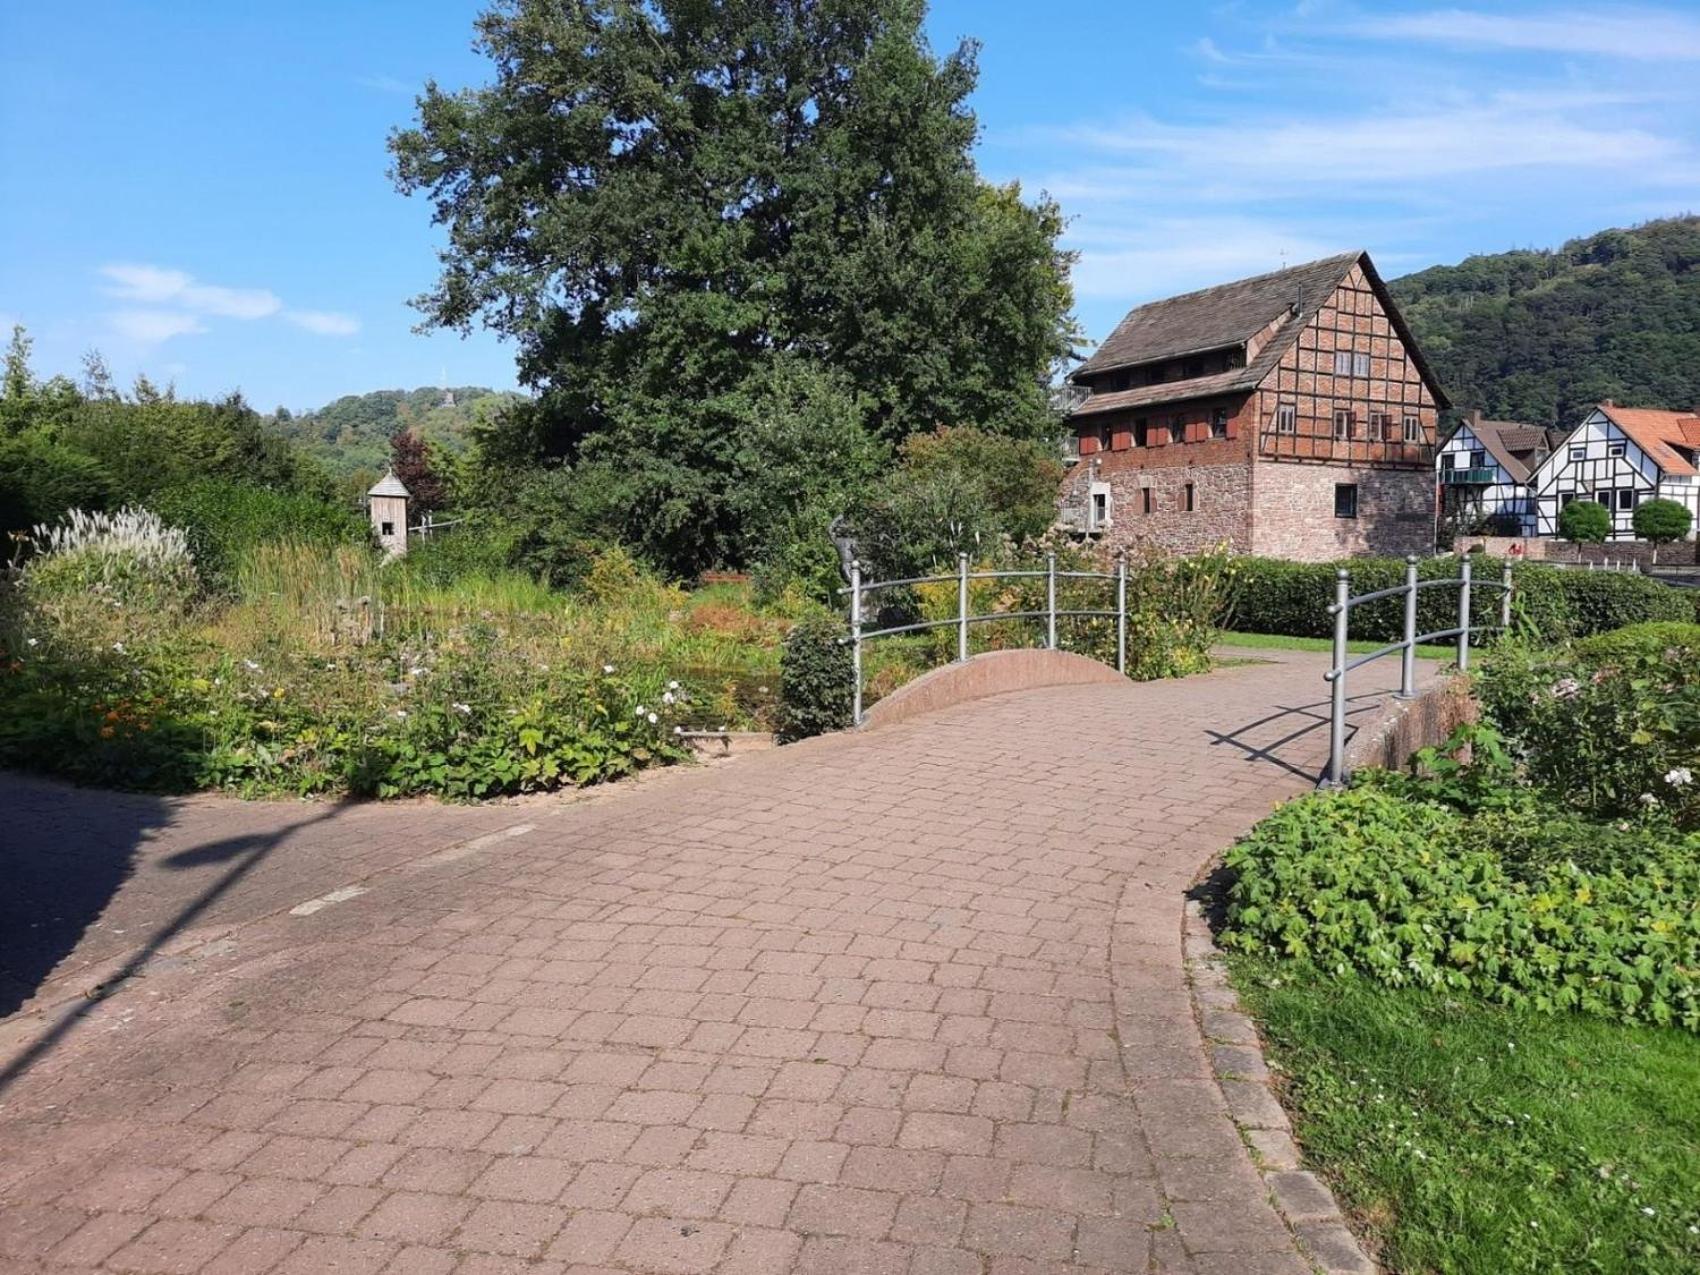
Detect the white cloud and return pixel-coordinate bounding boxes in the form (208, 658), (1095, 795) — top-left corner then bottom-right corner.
(100, 263), (281, 319)
(105, 310), (207, 345)
(283, 309), (361, 336)
(1349, 7), (1700, 62)
(355, 73), (413, 95)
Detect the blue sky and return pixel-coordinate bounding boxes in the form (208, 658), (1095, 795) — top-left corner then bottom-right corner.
(3, 2), (1697, 411)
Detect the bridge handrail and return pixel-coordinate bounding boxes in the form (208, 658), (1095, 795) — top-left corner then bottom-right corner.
(844, 552), (1128, 724)
(1323, 556), (1514, 788)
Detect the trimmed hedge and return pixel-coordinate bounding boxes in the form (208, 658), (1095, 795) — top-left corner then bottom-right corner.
(1230, 556), (1687, 645)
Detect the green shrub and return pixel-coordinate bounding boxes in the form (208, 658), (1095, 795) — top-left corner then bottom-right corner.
(1575, 621), (1700, 663)
(0, 434), (112, 533)
(1221, 787), (1700, 1031)
(153, 480), (366, 590)
(1547, 567), (1689, 635)
(777, 615), (853, 741)
(1633, 497), (1693, 547)
(398, 523), (522, 589)
(1558, 498), (1611, 543)
(1229, 555), (1686, 645)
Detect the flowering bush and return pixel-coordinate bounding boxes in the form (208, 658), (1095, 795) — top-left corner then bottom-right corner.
(1477, 624), (1700, 829)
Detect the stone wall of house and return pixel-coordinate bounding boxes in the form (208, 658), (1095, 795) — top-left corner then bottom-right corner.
(1454, 536), (1696, 567)
(1063, 458), (1253, 555)
(1249, 461), (1434, 561)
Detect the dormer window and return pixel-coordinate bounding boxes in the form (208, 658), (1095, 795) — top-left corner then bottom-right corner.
(1168, 417), (1186, 443)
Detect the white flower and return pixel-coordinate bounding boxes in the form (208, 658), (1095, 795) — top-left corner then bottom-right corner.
(662, 691), (675, 705)
(395, 710), (408, 719)
(1664, 767), (1692, 787)
(603, 664), (616, 674)
(674, 726), (684, 735)
(1549, 677), (1580, 699)
(408, 665), (423, 677)
(26, 637), (38, 647)
(1640, 792), (1659, 807)
(243, 659), (261, 672)
(667, 679), (679, 690)
(635, 705), (646, 717)
(1642, 1207), (1656, 1217)
(452, 702), (471, 715)
(112, 642), (125, 654)
(647, 712), (658, 724)
(758, 685), (769, 694)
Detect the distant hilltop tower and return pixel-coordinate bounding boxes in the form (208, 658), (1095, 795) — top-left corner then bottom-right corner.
(439, 367), (456, 409)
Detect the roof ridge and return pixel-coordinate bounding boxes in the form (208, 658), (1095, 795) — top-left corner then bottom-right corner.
(1093, 250), (1362, 329)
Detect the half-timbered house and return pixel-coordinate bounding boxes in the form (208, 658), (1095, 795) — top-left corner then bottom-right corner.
(1058, 251), (1444, 560)
(1435, 411), (1568, 536)
(1528, 403), (1700, 540)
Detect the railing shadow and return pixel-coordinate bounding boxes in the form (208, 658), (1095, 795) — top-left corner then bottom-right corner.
(0, 802), (343, 1098)
(1204, 688), (1394, 783)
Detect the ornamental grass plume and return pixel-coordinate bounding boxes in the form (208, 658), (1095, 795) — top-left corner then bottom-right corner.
(18, 506), (199, 647)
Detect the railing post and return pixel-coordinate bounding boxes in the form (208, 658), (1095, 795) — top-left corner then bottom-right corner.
(850, 559), (864, 725)
(957, 553), (969, 664)
(1456, 556), (1473, 672)
(1398, 555), (1418, 699)
(1046, 552), (1057, 651)
(1115, 552), (1128, 676)
(1328, 568), (1350, 787)
(1500, 562), (1513, 631)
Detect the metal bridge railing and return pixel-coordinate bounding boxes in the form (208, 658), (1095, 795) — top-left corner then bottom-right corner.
(840, 551), (1126, 725)
(1323, 555), (1513, 787)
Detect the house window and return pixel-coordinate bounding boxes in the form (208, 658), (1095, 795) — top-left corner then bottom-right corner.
(1169, 417), (1186, 443)
(1596, 491), (1612, 506)
(1470, 449), (1487, 469)
(1334, 484), (1359, 519)
(1142, 487), (1154, 516)
(1210, 408), (1229, 439)
(1332, 351), (1370, 376)
(1183, 482), (1196, 513)
(1560, 492), (1578, 507)
(1096, 422), (1111, 451)
(380, 521), (395, 536)
(1616, 489), (1637, 512)
(1608, 442), (1626, 458)
(1134, 417), (1149, 447)
(1569, 445), (1585, 461)
(1369, 412), (1392, 440)
(1333, 408), (1355, 440)
(1402, 414), (1420, 442)
(1276, 403), (1297, 434)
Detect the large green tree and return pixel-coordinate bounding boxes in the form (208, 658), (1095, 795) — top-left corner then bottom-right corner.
(390, 0), (1076, 573)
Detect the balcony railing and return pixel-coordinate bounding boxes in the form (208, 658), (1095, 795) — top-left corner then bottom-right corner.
(1439, 467), (1496, 485)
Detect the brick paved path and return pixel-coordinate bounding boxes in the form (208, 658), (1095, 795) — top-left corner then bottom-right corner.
(0, 652), (1414, 1274)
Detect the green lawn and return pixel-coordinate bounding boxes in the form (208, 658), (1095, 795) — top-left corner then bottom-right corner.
(1217, 629), (1457, 662)
(1232, 957), (1700, 1274)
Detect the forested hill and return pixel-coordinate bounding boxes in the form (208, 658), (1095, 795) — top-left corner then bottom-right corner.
(270, 386), (521, 476)
(1390, 215), (1700, 427)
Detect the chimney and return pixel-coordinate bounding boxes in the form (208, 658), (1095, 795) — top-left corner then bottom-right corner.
(1467, 408), (1483, 426)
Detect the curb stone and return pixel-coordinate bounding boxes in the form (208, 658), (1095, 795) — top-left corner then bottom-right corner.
(1182, 898), (1379, 1275)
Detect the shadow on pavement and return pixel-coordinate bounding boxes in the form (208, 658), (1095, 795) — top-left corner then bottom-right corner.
(0, 793), (340, 1097)
(1203, 688), (1391, 782)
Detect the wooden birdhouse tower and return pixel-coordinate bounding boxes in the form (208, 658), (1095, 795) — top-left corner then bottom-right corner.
(368, 470), (412, 558)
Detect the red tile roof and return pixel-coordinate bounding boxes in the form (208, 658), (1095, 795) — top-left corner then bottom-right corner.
(1598, 404), (1700, 477)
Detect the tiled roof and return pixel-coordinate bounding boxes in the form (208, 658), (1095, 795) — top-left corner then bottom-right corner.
(1459, 417), (1553, 483)
(1075, 252), (1363, 379)
(1067, 251), (1448, 419)
(1599, 404), (1700, 477)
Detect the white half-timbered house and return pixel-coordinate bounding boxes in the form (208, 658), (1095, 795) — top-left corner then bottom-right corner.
(1528, 403), (1700, 540)
(1435, 411), (1566, 536)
